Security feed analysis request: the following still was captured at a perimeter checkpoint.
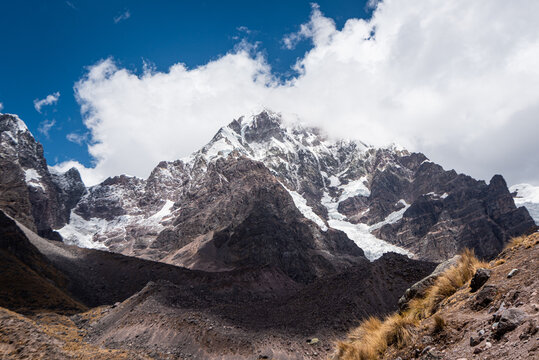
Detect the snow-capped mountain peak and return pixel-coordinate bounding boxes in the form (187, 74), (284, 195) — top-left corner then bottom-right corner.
(4, 110), (532, 271)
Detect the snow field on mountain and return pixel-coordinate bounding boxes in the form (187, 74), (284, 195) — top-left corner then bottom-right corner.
(321, 192), (411, 261)
(284, 187), (328, 231)
(59, 200), (176, 250)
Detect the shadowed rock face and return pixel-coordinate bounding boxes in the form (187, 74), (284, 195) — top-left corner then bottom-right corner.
(370, 172), (535, 261)
(0, 211), (85, 313)
(189, 158), (364, 283)
(0, 114), (86, 239)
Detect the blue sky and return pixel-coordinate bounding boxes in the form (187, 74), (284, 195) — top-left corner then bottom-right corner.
(0, 0), (373, 167)
(2, 1), (538, 187)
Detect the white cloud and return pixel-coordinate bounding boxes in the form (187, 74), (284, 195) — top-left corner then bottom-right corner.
(38, 119), (56, 138)
(282, 4), (334, 50)
(0, 102), (3, 111)
(366, 0), (381, 10)
(237, 26), (251, 34)
(34, 92), (60, 113)
(66, 132), (88, 145)
(113, 9), (131, 24)
(66, 1), (77, 10)
(69, 0), (539, 187)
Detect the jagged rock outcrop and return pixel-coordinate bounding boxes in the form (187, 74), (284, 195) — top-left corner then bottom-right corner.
(372, 173), (535, 261)
(69, 154), (365, 283)
(0, 114), (86, 239)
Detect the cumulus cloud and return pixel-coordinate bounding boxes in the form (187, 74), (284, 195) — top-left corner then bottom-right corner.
(34, 92), (60, 113)
(65, 0), (539, 186)
(366, 0), (381, 10)
(113, 9), (131, 24)
(38, 119), (56, 138)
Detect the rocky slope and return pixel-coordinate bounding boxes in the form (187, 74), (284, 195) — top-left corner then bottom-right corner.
(0, 211), (85, 313)
(340, 232), (539, 360)
(0, 208), (435, 359)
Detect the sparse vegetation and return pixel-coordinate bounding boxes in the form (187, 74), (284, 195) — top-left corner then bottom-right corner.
(508, 232), (539, 249)
(431, 314), (446, 334)
(335, 249), (488, 360)
(493, 258), (506, 267)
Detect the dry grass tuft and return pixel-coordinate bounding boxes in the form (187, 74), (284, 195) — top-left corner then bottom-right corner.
(336, 314), (416, 360)
(423, 249), (487, 313)
(509, 233), (539, 249)
(431, 314), (446, 334)
(383, 314), (416, 348)
(493, 258), (506, 267)
(335, 248), (487, 360)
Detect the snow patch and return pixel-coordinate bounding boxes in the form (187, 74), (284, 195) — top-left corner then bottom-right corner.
(24, 168), (44, 190)
(149, 200), (175, 221)
(338, 176), (370, 201)
(328, 175), (341, 187)
(203, 138), (235, 161)
(285, 187), (328, 231)
(58, 212), (109, 250)
(25, 168), (40, 182)
(425, 192), (449, 199)
(370, 200), (410, 231)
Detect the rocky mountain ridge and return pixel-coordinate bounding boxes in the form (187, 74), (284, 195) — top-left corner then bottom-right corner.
(0, 111), (536, 278)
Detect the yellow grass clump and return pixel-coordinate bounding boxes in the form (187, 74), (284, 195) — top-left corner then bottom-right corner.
(431, 314), (446, 334)
(508, 232), (539, 249)
(335, 248), (488, 360)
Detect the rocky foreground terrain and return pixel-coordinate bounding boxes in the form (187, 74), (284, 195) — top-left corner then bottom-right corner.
(335, 233), (539, 360)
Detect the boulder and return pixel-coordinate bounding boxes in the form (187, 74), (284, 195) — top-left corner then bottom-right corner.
(494, 308), (527, 338)
(470, 268), (491, 292)
(472, 285), (498, 310)
(398, 255), (461, 310)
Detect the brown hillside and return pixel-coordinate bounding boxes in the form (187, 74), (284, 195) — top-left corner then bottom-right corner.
(334, 233), (539, 360)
